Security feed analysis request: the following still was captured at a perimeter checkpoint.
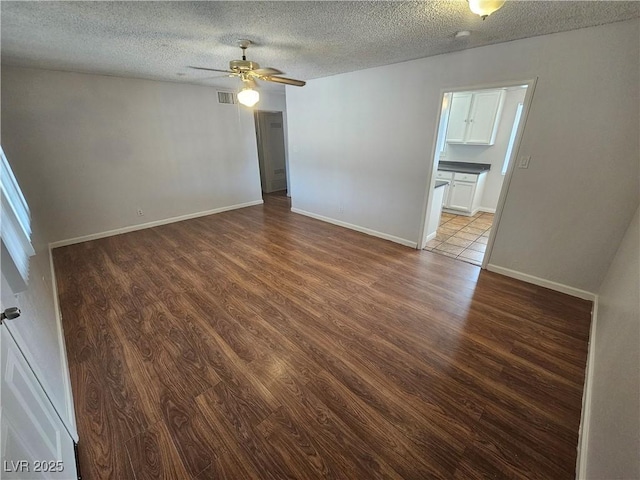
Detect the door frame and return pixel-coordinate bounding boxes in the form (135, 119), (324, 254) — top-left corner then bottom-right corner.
(253, 110), (289, 195)
(417, 78), (538, 270)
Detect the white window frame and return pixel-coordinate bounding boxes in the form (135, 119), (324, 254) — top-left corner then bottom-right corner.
(1, 146), (35, 291)
(502, 102), (524, 175)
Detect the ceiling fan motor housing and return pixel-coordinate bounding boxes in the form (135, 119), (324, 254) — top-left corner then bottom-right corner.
(229, 59), (260, 72)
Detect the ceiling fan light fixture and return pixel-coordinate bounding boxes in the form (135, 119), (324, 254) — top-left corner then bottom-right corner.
(237, 86), (260, 107)
(468, 0), (505, 19)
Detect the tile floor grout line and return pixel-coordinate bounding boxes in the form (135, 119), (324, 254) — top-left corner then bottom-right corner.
(425, 212), (495, 266)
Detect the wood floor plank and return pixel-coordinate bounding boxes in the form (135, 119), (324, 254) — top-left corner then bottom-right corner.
(69, 361), (139, 479)
(246, 364), (405, 480)
(304, 368), (461, 478)
(188, 245), (479, 453)
(194, 387), (295, 480)
(54, 192), (591, 479)
(125, 419), (191, 480)
(193, 446), (262, 480)
(155, 392), (217, 477)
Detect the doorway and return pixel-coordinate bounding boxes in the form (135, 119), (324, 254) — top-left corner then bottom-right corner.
(254, 111), (288, 195)
(419, 80), (536, 267)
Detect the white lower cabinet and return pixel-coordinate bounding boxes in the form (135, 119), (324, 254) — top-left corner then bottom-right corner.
(438, 171), (487, 215)
(448, 180), (476, 211)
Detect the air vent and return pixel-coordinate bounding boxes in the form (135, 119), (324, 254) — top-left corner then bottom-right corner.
(217, 91), (237, 104)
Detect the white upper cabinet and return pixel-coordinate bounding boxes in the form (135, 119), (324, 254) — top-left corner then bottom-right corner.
(445, 90), (505, 145)
(444, 92), (473, 143)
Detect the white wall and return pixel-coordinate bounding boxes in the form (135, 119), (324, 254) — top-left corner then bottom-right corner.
(287, 19), (639, 293)
(443, 87), (527, 210)
(584, 206), (639, 479)
(1, 66), (267, 243)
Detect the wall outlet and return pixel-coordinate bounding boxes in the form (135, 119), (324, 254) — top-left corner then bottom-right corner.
(518, 155), (531, 169)
(136, 208), (144, 216)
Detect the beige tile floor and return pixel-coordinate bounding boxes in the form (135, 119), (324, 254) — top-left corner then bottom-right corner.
(424, 211), (494, 266)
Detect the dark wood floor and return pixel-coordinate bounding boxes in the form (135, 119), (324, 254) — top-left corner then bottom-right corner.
(53, 192), (592, 479)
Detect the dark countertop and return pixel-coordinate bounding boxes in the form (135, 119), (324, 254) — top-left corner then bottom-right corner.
(438, 161), (491, 174)
(435, 180), (449, 189)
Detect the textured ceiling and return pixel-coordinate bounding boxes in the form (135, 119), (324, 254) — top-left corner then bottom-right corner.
(2, 1), (639, 92)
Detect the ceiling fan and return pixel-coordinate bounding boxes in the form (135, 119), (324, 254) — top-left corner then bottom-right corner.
(189, 40), (306, 106)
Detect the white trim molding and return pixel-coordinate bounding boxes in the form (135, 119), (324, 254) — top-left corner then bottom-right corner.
(291, 208), (417, 248)
(49, 200), (264, 248)
(48, 249), (79, 441)
(425, 231), (437, 243)
(486, 264), (597, 301)
(477, 207), (496, 214)
(575, 296), (599, 479)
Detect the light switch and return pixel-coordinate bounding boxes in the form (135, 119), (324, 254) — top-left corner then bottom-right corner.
(518, 156), (531, 169)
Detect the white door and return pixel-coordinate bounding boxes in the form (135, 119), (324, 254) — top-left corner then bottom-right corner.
(445, 92), (473, 143)
(1, 277), (77, 480)
(448, 181), (475, 212)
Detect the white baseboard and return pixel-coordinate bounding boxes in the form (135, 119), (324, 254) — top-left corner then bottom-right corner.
(443, 207), (470, 216)
(49, 200), (264, 248)
(575, 296), (599, 479)
(425, 231), (437, 242)
(48, 249), (78, 441)
(443, 207), (496, 216)
(442, 207), (496, 217)
(486, 264), (597, 301)
(291, 208), (417, 248)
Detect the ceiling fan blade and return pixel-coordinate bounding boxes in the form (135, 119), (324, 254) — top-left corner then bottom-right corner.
(188, 66), (235, 74)
(252, 67), (283, 76)
(261, 76), (306, 87)
(201, 74), (234, 80)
